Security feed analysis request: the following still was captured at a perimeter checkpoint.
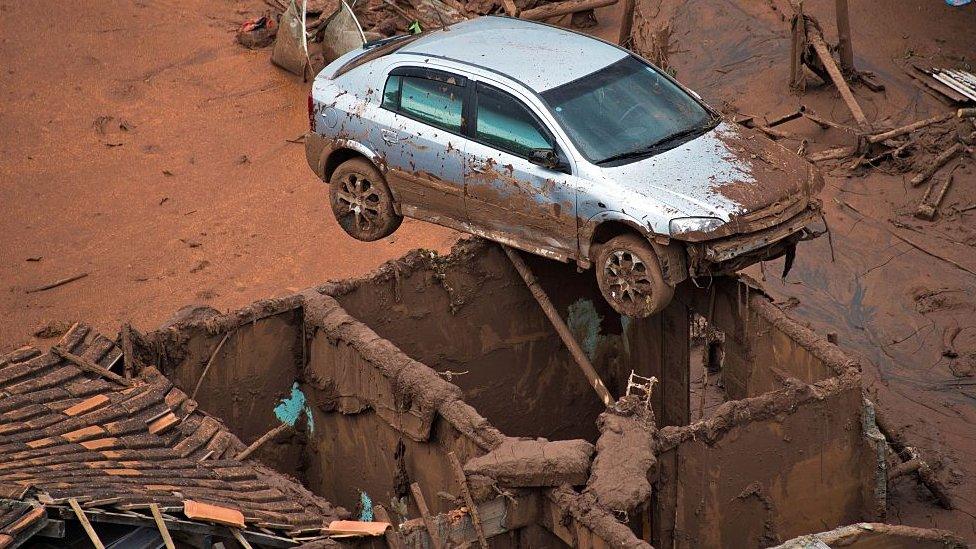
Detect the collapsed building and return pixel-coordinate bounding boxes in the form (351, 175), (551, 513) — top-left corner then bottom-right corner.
(1, 239), (965, 547)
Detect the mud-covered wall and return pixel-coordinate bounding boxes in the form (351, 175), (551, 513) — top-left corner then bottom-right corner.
(144, 299), (307, 476)
(681, 278), (852, 400)
(323, 240), (660, 441)
(652, 372), (877, 548)
(300, 291), (504, 515)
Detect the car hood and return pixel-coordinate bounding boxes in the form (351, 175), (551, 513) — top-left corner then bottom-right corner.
(598, 122), (815, 220)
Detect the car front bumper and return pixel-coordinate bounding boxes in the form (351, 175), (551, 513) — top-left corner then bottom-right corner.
(687, 205), (824, 275)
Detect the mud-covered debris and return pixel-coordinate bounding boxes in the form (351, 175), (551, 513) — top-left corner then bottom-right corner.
(584, 407), (656, 513)
(237, 15), (278, 49)
(33, 319), (72, 339)
(463, 437), (593, 487)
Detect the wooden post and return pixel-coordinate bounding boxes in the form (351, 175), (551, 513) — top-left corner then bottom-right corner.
(410, 483), (444, 549)
(120, 323), (137, 380)
(69, 498), (105, 549)
(502, 246), (613, 406)
(447, 452), (488, 549)
(834, 0), (855, 75)
(617, 0), (636, 46)
(150, 504), (176, 549)
(789, 2), (807, 90)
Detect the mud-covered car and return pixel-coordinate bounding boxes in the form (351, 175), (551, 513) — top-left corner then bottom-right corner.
(305, 16), (825, 317)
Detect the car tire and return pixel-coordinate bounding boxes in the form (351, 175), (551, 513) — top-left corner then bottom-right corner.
(595, 234), (674, 318)
(329, 158), (402, 241)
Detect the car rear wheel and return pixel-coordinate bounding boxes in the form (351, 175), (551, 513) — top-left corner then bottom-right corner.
(329, 158), (402, 241)
(595, 234), (674, 318)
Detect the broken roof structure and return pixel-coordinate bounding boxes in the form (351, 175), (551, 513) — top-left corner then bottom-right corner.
(0, 326), (346, 548)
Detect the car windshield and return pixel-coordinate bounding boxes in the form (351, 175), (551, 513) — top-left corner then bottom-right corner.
(541, 56), (716, 164)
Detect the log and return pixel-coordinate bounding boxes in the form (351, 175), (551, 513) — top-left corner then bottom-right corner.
(502, 246), (613, 406)
(617, 0), (635, 45)
(867, 112), (955, 144)
(809, 33), (869, 130)
(910, 143), (964, 187)
(519, 0), (617, 21)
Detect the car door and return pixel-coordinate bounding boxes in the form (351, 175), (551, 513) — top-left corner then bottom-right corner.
(461, 81), (578, 259)
(370, 66), (468, 225)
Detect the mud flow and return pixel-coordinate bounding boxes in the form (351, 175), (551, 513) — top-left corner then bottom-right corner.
(112, 239), (961, 547)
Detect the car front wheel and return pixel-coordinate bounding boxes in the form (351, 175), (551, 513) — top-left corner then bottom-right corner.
(595, 234), (674, 318)
(329, 158), (402, 241)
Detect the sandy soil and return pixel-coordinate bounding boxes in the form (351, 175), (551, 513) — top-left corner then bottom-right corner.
(0, 0), (458, 348)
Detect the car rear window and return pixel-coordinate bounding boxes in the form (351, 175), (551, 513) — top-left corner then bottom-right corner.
(382, 68), (466, 133)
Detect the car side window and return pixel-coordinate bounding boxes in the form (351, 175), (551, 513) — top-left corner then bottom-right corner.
(475, 83), (553, 158)
(382, 70), (464, 133)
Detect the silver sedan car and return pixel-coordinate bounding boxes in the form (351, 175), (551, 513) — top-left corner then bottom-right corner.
(305, 16), (824, 317)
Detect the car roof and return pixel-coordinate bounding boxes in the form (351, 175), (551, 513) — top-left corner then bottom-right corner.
(393, 16), (628, 92)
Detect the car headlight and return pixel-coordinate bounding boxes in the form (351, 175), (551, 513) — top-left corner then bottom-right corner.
(669, 217), (727, 240)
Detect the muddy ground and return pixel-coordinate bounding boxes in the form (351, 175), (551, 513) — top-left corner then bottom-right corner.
(2, 0), (975, 544)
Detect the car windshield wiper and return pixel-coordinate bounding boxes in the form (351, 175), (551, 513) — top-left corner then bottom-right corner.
(595, 119), (718, 166)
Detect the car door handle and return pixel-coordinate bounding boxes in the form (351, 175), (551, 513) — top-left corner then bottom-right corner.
(381, 129), (402, 145)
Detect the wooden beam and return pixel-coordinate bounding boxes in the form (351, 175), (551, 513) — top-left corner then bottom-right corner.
(410, 483), (443, 549)
(617, 0), (635, 46)
(447, 452), (488, 548)
(235, 422), (290, 461)
(51, 346), (132, 387)
(69, 498), (105, 549)
(150, 504), (176, 549)
(519, 0), (617, 21)
(502, 246), (613, 406)
(809, 33), (869, 130)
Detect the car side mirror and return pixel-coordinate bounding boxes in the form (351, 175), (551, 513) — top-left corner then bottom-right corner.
(528, 148), (565, 171)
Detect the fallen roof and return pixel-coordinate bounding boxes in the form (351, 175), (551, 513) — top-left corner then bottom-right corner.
(0, 323), (346, 547)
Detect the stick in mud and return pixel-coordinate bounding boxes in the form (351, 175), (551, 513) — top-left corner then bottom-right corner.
(25, 272), (88, 294)
(410, 482), (443, 549)
(447, 451), (488, 549)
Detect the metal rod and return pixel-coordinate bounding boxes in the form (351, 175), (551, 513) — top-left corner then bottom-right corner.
(502, 246), (613, 406)
(447, 452), (488, 549)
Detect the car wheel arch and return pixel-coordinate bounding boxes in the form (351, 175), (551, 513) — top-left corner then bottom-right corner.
(584, 213), (688, 287)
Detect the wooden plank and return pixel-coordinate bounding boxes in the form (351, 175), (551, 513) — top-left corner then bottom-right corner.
(410, 483), (443, 549)
(50, 347), (131, 387)
(447, 452), (488, 548)
(231, 528), (254, 549)
(69, 498), (105, 549)
(809, 34), (869, 129)
(150, 504), (176, 549)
